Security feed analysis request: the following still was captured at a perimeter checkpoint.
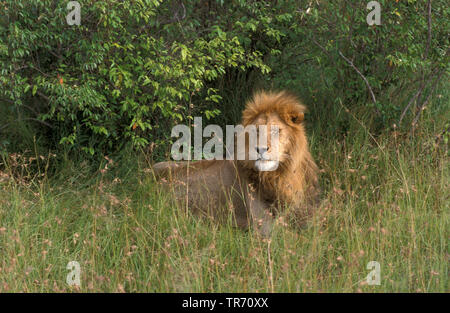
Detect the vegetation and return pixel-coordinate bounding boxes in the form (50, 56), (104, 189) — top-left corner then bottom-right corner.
(0, 0), (448, 292)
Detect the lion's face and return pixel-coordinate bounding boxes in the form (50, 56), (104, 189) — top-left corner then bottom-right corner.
(240, 91), (308, 173)
(248, 113), (291, 172)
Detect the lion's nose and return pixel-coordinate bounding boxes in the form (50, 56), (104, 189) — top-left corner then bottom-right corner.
(256, 147), (268, 155)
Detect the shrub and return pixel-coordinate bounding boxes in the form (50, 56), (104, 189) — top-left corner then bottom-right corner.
(1, 0), (448, 156)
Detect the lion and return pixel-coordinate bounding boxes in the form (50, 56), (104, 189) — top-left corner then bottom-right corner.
(153, 91), (319, 237)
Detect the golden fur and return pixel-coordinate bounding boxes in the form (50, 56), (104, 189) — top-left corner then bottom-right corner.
(153, 91), (319, 236)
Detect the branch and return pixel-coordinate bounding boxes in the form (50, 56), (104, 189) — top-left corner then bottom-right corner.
(36, 91), (50, 101)
(20, 103), (39, 115)
(398, 85), (424, 126)
(424, 0), (432, 60)
(158, 1), (186, 26)
(411, 69), (445, 127)
(338, 51), (380, 116)
(312, 37), (331, 59)
(0, 118), (54, 132)
(398, 67), (439, 125)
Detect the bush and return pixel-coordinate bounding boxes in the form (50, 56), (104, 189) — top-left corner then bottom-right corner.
(0, 0), (273, 155)
(1, 0), (448, 156)
(264, 1), (449, 126)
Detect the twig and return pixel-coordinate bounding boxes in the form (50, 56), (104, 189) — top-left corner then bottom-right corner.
(411, 70), (445, 127)
(48, 49), (64, 61)
(310, 35), (344, 83)
(398, 67), (438, 126)
(312, 37), (331, 59)
(398, 86), (424, 126)
(158, 1), (186, 26)
(424, 0), (432, 60)
(338, 51), (380, 116)
(399, 37), (448, 126)
(20, 103), (39, 115)
(267, 240), (274, 293)
(36, 91), (50, 101)
(0, 117), (54, 132)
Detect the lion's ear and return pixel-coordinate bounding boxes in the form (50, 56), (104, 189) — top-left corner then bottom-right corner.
(289, 112), (304, 124)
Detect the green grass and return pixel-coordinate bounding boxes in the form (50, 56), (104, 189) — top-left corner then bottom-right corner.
(0, 105), (448, 293)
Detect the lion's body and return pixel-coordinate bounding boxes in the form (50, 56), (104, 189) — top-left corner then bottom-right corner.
(154, 160), (252, 229)
(153, 91), (319, 236)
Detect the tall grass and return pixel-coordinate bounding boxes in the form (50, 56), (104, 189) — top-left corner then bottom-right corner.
(0, 86), (448, 292)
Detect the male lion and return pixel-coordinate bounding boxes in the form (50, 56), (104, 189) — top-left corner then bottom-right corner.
(153, 91), (319, 237)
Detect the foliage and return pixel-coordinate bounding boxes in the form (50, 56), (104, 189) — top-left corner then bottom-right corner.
(262, 0), (449, 125)
(0, 0), (272, 155)
(0, 0), (448, 156)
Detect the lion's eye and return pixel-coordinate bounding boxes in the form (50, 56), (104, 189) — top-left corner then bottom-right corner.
(290, 113), (304, 124)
